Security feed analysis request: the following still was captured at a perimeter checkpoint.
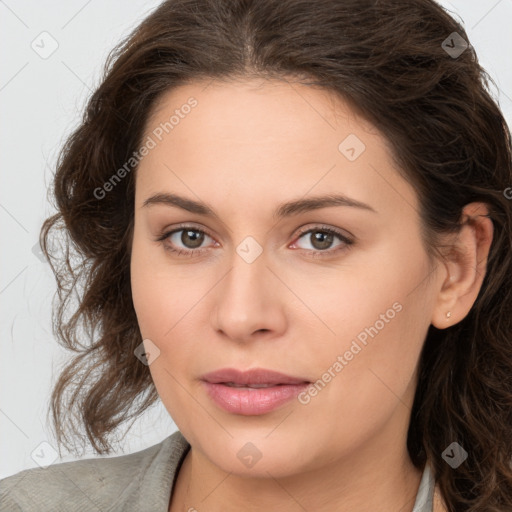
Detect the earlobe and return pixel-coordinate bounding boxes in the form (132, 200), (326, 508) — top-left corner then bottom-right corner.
(431, 202), (494, 329)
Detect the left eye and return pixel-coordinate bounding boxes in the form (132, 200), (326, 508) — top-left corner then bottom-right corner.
(292, 227), (351, 252)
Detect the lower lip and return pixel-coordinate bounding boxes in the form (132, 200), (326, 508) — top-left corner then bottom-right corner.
(202, 382), (309, 415)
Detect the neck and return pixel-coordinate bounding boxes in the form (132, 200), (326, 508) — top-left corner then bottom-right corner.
(169, 427), (424, 512)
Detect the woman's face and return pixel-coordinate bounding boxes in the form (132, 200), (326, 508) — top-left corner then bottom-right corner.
(130, 78), (443, 477)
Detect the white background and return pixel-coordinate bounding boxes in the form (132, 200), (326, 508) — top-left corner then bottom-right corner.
(1, 0), (511, 478)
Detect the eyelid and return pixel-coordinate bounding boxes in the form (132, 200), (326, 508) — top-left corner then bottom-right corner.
(156, 222), (216, 241)
(293, 223), (354, 243)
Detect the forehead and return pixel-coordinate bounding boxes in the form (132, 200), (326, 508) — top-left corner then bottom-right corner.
(135, 78), (418, 220)
(145, 77), (376, 151)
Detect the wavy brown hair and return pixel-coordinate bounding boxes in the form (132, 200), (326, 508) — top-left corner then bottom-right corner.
(40, 0), (512, 509)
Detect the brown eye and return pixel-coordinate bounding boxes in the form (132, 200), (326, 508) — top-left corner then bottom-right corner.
(292, 226), (353, 255)
(157, 227), (215, 256)
(178, 229), (205, 249)
(308, 231), (335, 251)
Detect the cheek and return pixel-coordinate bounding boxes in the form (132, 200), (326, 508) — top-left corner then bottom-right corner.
(310, 257), (433, 427)
(130, 238), (203, 427)
(129, 234), (213, 380)
(292, 299), (431, 458)
(291, 232), (432, 353)
(130, 230), (194, 338)
(130, 245), (163, 338)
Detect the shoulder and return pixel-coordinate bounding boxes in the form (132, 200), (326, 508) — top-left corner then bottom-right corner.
(0, 430), (190, 512)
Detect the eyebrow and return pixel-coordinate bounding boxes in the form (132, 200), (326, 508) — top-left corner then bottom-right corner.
(142, 192), (377, 219)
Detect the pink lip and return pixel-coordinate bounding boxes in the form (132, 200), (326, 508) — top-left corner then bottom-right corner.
(201, 368), (310, 415)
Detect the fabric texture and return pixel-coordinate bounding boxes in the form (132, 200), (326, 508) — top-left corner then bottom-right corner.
(0, 431), (190, 512)
(1, 430), (445, 511)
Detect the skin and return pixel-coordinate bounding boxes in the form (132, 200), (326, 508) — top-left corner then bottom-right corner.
(129, 78), (493, 512)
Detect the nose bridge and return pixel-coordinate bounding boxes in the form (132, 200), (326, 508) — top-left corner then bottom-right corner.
(223, 239), (269, 315)
(212, 236), (284, 340)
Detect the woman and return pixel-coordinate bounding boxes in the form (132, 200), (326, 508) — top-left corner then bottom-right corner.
(1, 0), (511, 510)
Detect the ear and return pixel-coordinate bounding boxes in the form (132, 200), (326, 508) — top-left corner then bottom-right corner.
(431, 202), (494, 329)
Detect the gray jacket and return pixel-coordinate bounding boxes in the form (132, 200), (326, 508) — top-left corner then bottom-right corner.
(0, 430), (438, 511)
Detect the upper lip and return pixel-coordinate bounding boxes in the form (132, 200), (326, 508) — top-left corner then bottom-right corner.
(201, 368), (310, 386)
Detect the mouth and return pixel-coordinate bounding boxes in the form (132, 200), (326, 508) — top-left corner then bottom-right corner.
(201, 368), (311, 415)
(221, 382), (286, 388)
(201, 367), (310, 386)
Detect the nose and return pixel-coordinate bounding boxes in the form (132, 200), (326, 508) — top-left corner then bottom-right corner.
(211, 248), (287, 344)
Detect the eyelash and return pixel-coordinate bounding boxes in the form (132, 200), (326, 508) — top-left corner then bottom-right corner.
(155, 224), (354, 259)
